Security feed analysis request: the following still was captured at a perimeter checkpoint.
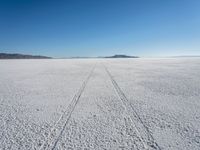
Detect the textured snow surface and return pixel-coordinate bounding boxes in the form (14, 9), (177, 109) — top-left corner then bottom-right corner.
(0, 58), (200, 150)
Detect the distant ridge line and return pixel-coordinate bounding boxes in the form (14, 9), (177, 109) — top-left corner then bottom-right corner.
(56, 55), (139, 59)
(103, 54), (139, 58)
(0, 53), (51, 59)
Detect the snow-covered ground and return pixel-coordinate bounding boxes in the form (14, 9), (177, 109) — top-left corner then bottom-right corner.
(0, 58), (200, 149)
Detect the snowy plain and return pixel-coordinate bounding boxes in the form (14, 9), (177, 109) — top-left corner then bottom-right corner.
(0, 58), (200, 150)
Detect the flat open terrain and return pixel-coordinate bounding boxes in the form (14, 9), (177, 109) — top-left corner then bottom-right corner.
(0, 58), (200, 150)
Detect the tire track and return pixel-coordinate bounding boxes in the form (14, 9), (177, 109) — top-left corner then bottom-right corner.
(104, 65), (161, 150)
(39, 64), (96, 150)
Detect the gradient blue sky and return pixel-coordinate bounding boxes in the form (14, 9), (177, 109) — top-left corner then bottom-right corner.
(0, 0), (200, 57)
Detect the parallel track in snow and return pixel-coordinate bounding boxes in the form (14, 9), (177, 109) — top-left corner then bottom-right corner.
(104, 65), (161, 150)
(39, 65), (96, 150)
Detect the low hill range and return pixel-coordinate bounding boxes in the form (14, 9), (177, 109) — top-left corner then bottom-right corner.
(0, 53), (51, 59)
(65, 55), (139, 59)
(0, 53), (139, 59)
(104, 54), (139, 58)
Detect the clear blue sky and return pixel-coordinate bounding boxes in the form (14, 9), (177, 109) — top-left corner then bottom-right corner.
(0, 0), (200, 57)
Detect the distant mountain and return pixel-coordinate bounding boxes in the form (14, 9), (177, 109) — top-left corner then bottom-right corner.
(104, 54), (139, 58)
(0, 53), (52, 59)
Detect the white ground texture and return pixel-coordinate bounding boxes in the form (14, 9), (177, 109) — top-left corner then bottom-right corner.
(0, 58), (200, 150)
